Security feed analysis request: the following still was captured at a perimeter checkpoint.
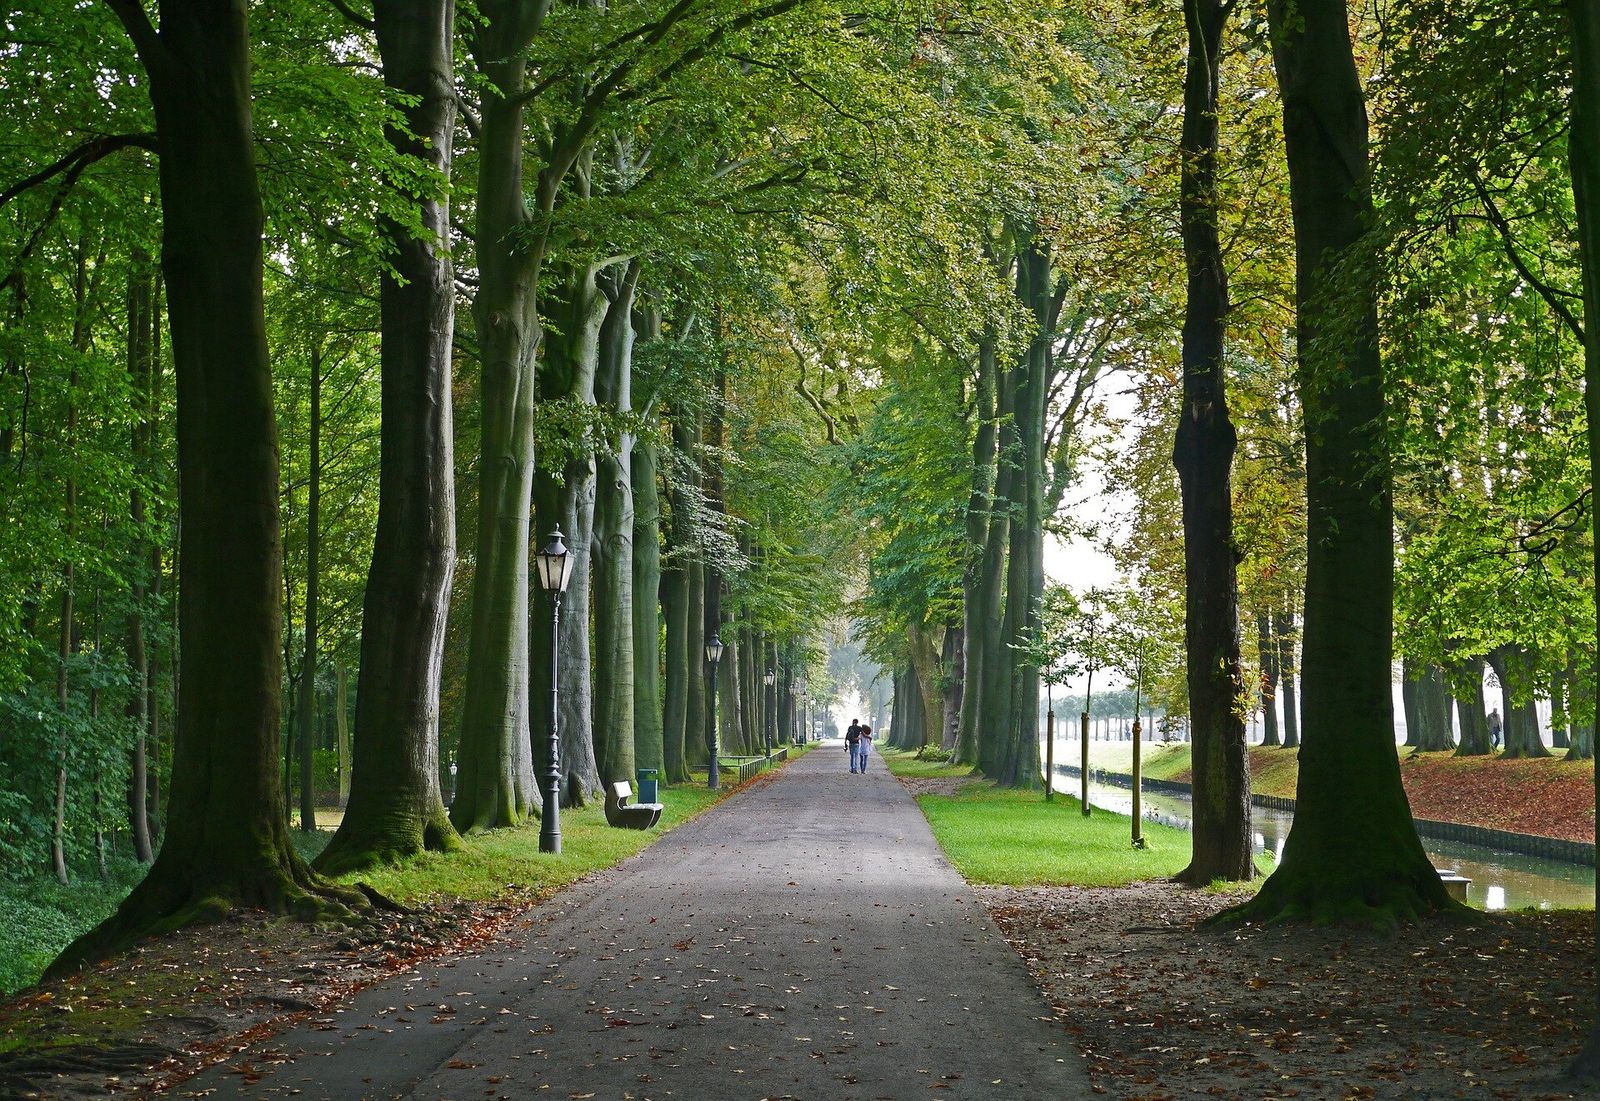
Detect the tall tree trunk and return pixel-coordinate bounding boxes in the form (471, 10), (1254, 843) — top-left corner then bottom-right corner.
(126, 248), (155, 865)
(720, 629), (744, 752)
(975, 357), (1017, 775)
(334, 660), (350, 807)
(1173, 0), (1251, 885)
(1236, 0), (1448, 921)
(593, 263), (640, 793)
(298, 343), (321, 833)
(1400, 657), (1422, 749)
(997, 238), (1049, 790)
(1453, 657), (1493, 756)
(1565, 656), (1593, 760)
(319, 0), (461, 871)
(1257, 609), (1280, 746)
(55, 0), (364, 975)
(1486, 646), (1548, 759)
(660, 561), (690, 784)
(1276, 602), (1300, 748)
(907, 623), (944, 755)
(1552, 669), (1571, 750)
(1565, 3), (1600, 1071)
(452, 5), (549, 833)
(955, 337), (998, 764)
(941, 625), (963, 751)
(533, 261), (608, 807)
(1416, 666), (1454, 752)
(632, 430), (664, 775)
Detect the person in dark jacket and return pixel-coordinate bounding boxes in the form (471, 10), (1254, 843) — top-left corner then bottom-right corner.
(846, 720), (862, 773)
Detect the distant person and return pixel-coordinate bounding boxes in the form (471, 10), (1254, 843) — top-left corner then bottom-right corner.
(846, 720), (863, 773)
(1488, 708), (1503, 750)
(858, 725), (872, 773)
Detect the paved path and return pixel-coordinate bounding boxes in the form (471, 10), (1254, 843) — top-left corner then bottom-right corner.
(181, 744), (1090, 1100)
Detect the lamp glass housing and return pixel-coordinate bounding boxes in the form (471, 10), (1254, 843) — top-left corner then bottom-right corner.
(705, 635), (725, 664)
(535, 528), (575, 593)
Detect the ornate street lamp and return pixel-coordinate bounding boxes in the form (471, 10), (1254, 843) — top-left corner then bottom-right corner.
(705, 634), (724, 789)
(795, 678), (807, 744)
(763, 669), (776, 757)
(535, 527), (575, 854)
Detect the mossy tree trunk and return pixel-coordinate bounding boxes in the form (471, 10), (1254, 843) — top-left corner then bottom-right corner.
(451, 4), (548, 833)
(1174, 0), (1252, 885)
(1229, 0), (1450, 922)
(318, 0), (462, 872)
(55, 0), (365, 975)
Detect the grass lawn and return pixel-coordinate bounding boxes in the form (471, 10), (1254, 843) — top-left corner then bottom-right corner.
(347, 774), (724, 905)
(881, 749), (1265, 888)
(0, 756), (795, 997)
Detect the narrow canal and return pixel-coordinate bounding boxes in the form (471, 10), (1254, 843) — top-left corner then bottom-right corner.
(1050, 764), (1595, 912)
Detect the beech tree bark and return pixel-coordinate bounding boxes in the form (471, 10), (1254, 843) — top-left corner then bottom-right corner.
(1487, 645), (1548, 759)
(996, 238), (1050, 789)
(1173, 0), (1252, 885)
(1452, 657), (1493, 756)
(126, 249), (155, 865)
(955, 337), (998, 764)
(1257, 610), (1280, 746)
(318, 0), (460, 872)
(1233, 0), (1449, 921)
(54, 0), (364, 975)
(451, 3), (548, 832)
(1564, 0), (1600, 1073)
(593, 263), (641, 794)
(1276, 602), (1299, 748)
(298, 342), (321, 833)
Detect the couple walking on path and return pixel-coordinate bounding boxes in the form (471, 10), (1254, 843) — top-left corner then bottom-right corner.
(846, 719), (873, 773)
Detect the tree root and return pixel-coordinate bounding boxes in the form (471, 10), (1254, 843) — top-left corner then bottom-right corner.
(45, 855), (370, 982)
(1206, 865), (1472, 931)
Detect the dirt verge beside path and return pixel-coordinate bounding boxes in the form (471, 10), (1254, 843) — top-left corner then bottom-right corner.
(982, 880), (1600, 1100)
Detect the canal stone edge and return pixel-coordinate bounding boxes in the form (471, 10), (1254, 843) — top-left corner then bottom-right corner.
(1058, 765), (1596, 868)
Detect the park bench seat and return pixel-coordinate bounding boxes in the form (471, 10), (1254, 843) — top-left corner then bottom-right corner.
(605, 780), (663, 830)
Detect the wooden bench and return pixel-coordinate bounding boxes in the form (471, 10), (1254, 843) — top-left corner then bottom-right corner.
(604, 780), (663, 830)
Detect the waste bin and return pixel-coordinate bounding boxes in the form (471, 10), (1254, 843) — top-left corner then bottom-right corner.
(637, 768), (659, 804)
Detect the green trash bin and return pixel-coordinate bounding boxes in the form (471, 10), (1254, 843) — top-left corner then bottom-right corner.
(637, 768), (659, 804)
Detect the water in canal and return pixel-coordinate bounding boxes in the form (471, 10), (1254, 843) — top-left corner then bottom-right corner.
(1053, 766), (1595, 912)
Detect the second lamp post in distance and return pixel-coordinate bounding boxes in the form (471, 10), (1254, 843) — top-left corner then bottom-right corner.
(705, 634), (724, 790)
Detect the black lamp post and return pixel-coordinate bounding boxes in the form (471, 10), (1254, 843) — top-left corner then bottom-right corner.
(763, 669), (776, 756)
(535, 527), (574, 854)
(795, 678), (807, 744)
(705, 634), (724, 789)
